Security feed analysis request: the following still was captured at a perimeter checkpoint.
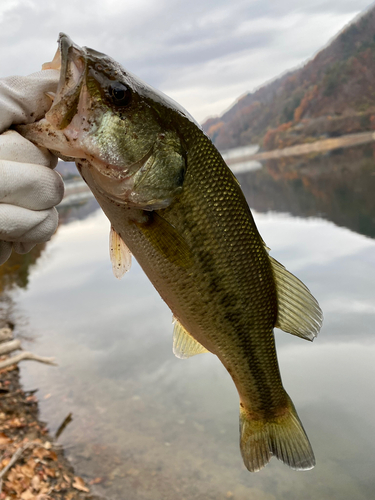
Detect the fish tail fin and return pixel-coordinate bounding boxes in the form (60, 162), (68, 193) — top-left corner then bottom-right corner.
(239, 395), (315, 472)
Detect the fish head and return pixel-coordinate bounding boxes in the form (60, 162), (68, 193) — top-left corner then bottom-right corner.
(24, 33), (188, 210)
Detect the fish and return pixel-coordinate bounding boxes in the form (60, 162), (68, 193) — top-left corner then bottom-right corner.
(17, 33), (323, 472)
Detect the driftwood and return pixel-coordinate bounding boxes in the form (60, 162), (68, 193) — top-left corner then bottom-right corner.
(0, 327), (13, 342)
(0, 352), (56, 370)
(0, 339), (21, 355)
(55, 412), (73, 439)
(0, 328), (57, 370)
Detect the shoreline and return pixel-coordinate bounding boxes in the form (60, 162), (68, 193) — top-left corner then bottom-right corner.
(224, 131), (375, 165)
(0, 327), (104, 500)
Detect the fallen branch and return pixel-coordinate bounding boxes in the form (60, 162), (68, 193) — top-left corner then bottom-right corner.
(0, 442), (34, 493)
(0, 339), (21, 355)
(55, 412), (73, 439)
(0, 327), (13, 342)
(0, 352), (57, 370)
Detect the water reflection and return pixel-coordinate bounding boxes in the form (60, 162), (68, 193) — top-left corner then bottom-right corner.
(0, 244), (46, 294)
(238, 144), (375, 239)
(221, 145), (262, 174)
(5, 145), (375, 499)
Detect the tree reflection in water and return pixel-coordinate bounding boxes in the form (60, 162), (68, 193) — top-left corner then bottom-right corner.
(239, 144), (375, 239)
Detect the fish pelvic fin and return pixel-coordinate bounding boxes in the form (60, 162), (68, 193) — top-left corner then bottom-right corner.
(172, 316), (209, 358)
(239, 395), (315, 472)
(269, 256), (323, 341)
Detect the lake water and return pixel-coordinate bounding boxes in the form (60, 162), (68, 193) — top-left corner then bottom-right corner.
(6, 144), (375, 499)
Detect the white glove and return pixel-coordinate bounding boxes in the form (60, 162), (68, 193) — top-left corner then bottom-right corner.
(0, 70), (64, 265)
(0, 70), (59, 133)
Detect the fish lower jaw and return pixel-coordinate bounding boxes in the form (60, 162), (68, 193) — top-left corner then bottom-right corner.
(88, 156), (135, 186)
(79, 157), (134, 205)
(81, 160), (162, 209)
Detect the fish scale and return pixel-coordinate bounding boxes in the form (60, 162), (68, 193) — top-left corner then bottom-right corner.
(17, 33), (322, 472)
(149, 125), (284, 412)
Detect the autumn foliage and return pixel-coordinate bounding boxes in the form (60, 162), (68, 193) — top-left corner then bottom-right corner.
(202, 6), (375, 150)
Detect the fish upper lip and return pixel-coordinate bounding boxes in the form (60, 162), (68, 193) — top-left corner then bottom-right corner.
(44, 33), (85, 107)
(45, 34), (87, 129)
(58, 33), (75, 62)
(58, 33), (86, 93)
(58, 32), (84, 67)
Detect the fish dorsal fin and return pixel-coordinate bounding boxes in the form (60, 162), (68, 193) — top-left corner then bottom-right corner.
(109, 226), (132, 279)
(269, 256), (323, 341)
(172, 316), (209, 359)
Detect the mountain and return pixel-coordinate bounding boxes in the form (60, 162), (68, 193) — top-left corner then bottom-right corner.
(203, 6), (375, 151)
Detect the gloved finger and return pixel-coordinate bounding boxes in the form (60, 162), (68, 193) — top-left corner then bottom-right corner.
(13, 241), (36, 255)
(0, 204), (58, 243)
(0, 158), (64, 210)
(0, 69), (59, 134)
(0, 130), (58, 169)
(0, 240), (12, 265)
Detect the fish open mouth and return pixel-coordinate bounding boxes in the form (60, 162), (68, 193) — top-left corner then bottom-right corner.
(58, 34), (86, 94)
(44, 33), (87, 129)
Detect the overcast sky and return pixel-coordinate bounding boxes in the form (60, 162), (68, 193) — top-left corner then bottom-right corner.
(0, 0), (374, 123)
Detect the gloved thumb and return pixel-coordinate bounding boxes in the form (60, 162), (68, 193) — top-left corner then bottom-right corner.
(0, 69), (59, 134)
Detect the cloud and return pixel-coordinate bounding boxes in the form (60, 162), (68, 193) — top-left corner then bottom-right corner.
(0, 0), (372, 121)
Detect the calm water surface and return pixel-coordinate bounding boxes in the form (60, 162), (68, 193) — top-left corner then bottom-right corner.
(9, 145), (375, 499)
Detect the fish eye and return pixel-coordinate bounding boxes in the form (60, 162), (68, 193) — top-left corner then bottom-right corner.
(108, 83), (132, 107)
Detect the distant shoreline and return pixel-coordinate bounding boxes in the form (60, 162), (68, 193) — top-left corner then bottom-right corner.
(224, 131), (375, 164)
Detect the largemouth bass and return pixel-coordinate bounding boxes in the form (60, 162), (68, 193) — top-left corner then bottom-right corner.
(17, 34), (323, 472)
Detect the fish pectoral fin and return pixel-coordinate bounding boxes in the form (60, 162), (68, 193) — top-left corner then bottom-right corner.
(172, 316), (209, 359)
(136, 212), (193, 268)
(109, 226), (132, 279)
(270, 256), (323, 341)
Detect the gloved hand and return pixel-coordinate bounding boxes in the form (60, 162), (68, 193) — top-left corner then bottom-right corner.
(0, 70), (64, 265)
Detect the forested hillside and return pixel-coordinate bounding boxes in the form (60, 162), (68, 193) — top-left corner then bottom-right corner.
(203, 6), (375, 150)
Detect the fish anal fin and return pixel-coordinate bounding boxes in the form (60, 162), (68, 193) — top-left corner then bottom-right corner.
(240, 395), (315, 472)
(136, 212), (193, 268)
(269, 256), (323, 341)
(172, 316), (209, 359)
(109, 226), (132, 279)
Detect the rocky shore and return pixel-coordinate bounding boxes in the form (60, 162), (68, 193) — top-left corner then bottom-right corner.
(0, 326), (104, 500)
